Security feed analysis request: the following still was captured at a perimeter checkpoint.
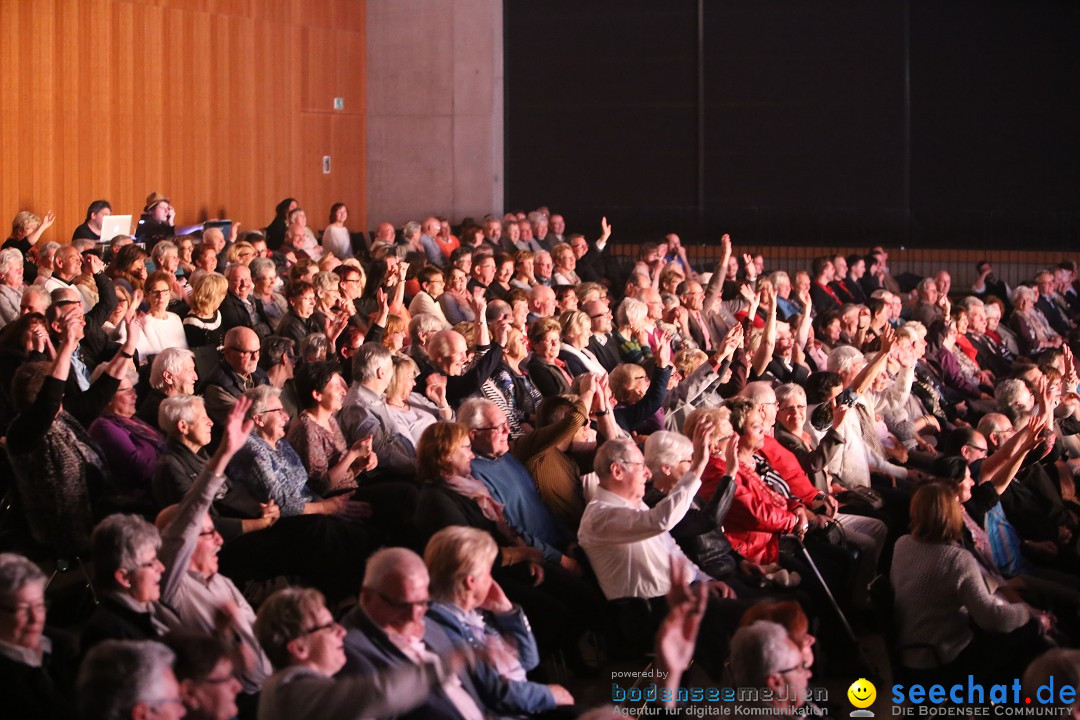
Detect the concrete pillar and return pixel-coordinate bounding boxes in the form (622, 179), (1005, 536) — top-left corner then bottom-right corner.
(365, 0), (503, 228)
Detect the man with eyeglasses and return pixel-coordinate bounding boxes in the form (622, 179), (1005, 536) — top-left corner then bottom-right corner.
(583, 298), (620, 372)
(579, 430), (744, 679)
(459, 398), (578, 575)
(220, 263), (272, 338)
(152, 397), (274, 696)
(202, 327), (268, 450)
(333, 549), (487, 720)
(730, 621), (814, 714)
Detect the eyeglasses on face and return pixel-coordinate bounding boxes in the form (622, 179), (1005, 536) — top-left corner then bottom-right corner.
(365, 588), (430, 613)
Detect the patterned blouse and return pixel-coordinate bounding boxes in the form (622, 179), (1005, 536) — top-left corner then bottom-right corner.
(480, 363), (541, 439)
(226, 434), (315, 517)
(285, 411), (353, 496)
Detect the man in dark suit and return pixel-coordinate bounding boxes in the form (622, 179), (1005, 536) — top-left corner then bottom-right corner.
(571, 220), (611, 284)
(1035, 270), (1074, 336)
(678, 279), (713, 352)
(220, 263), (271, 338)
(583, 300), (620, 372)
(340, 548), (493, 720)
(809, 256), (842, 314)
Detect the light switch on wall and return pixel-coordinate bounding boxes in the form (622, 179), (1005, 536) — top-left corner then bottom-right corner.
(333, 97), (345, 110)
(323, 156), (331, 174)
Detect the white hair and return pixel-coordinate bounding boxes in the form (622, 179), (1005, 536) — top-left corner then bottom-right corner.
(730, 621), (801, 687)
(643, 431), (692, 476)
(149, 348), (195, 391)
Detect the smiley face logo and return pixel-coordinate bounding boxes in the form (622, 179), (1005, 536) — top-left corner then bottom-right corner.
(847, 678), (877, 712)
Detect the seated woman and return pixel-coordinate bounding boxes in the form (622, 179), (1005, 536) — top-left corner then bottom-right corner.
(891, 482), (1052, 683)
(284, 361), (379, 497)
(613, 296), (653, 365)
(126, 270), (188, 357)
(107, 244), (149, 294)
(424, 526), (575, 714)
(414, 422), (587, 659)
(0, 553), (77, 718)
(6, 312), (136, 558)
(384, 353), (452, 449)
(559, 309), (606, 377)
(87, 368), (164, 517)
(525, 317), (573, 396)
(1011, 285), (1062, 357)
(439, 266), (475, 326)
(480, 325), (540, 440)
(183, 273), (228, 350)
(228, 385), (361, 519)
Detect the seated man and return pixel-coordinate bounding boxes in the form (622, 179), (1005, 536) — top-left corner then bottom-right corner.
(578, 431), (742, 676)
(338, 343), (418, 476)
(77, 640), (181, 720)
(254, 586), (463, 720)
(152, 396), (273, 696)
(200, 326), (268, 448)
(458, 398), (577, 572)
(343, 545), (565, 719)
(729, 621), (815, 715)
(418, 316), (508, 408)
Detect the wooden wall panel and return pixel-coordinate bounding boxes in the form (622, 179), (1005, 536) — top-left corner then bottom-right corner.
(0, 0), (365, 244)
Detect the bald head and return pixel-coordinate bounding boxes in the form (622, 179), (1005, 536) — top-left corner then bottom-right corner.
(363, 547), (428, 591)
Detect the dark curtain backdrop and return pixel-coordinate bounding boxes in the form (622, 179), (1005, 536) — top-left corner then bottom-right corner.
(505, 0), (1080, 249)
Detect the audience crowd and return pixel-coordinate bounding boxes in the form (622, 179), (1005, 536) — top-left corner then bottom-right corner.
(0, 195), (1078, 718)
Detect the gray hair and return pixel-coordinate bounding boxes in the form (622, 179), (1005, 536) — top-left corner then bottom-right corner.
(957, 296), (985, 312)
(768, 270), (790, 287)
(312, 271), (340, 296)
(995, 378), (1030, 417)
(1012, 285), (1037, 306)
(643, 431), (692, 476)
(22, 284), (50, 307)
(158, 394), (205, 436)
(261, 335), (295, 369)
(593, 438), (642, 478)
(917, 277), (937, 294)
(149, 348), (195, 391)
(740, 380), (776, 406)
(363, 547), (427, 593)
(827, 345), (865, 376)
(457, 397), (500, 430)
(1023, 649), (1080, 713)
(244, 385), (282, 419)
(409, 312), (448, 350)
(249, 257), (277, 279)
(36, 242), (60, 266)
(151, 240), (177, 264)
(775, 383), (807, 408)
(424, 526), (498, 605)
(78, 640), (176, 720)
(402, 221), (422, 242)
(352, 342), (392, 384)
(0, 248), (23, 276)
(91, 513), (161, 586)
(299, 332), (329, 362)
(730, 620), (801, 687)
(616, 296), (647, 328)
(0, 553), (46, 599)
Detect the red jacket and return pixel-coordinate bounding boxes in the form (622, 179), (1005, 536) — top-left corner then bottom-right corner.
(724, 460), (800, 564)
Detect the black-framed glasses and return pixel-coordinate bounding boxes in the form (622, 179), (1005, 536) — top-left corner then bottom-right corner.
(197, 527), (220, 538)
(965, 443), (989, 454)
(366, 588), (430, 613)
(257, 406), (288, 416)
(227, 347), (260, 356)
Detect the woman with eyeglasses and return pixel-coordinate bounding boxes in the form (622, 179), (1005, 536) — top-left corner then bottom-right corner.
(128, 270), (188, 357)
(0, 553), (76, 719)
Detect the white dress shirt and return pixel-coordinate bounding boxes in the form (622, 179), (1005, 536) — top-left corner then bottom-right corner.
(577, 470), (709, 600)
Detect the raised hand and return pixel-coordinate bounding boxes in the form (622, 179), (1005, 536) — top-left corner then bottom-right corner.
(426, 373), (448, 407)
(40, 211), (56, 231)
(221, 396), (255, 457)
(599, 216), (612, 241)
(690, 417), (716, 470)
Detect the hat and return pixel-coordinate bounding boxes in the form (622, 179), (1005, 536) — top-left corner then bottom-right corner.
(144, 192), (170, 212)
